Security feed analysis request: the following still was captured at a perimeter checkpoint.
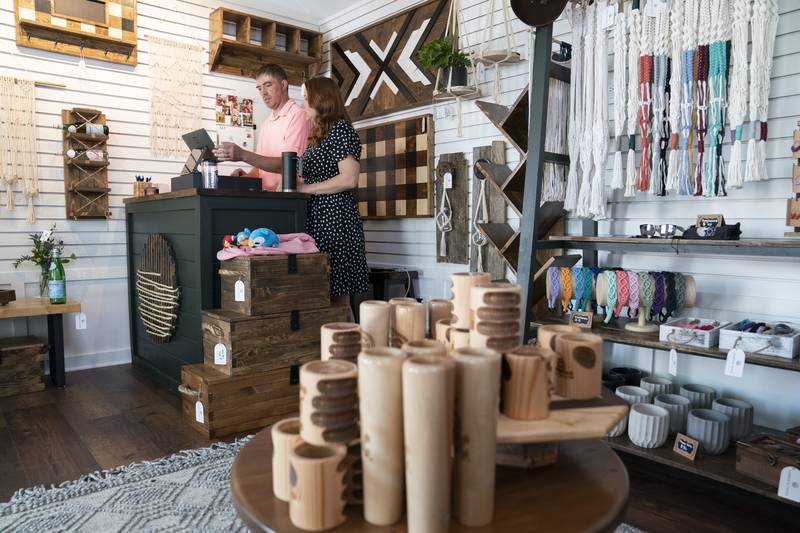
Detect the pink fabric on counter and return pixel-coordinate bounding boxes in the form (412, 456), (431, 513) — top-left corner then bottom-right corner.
(217, 233), (319, 261)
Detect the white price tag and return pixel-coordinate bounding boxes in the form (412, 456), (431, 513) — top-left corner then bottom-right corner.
(724, 348), (746, 378)
(444, 171), (453, 190)
(234, 280), (245, 302)
(668, 348), (678, 376)
(214, 343), (227, 365)
(195, 400), (204, 424)
(778, 467), (800, 503)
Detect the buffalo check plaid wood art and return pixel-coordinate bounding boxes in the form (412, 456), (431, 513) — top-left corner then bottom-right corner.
(356, 115), (434, 219)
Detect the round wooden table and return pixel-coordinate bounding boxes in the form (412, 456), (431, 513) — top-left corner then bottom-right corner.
(231, 429), (629, 532)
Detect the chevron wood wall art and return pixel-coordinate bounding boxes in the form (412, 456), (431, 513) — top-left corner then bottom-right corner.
(330, 0), (451, 121)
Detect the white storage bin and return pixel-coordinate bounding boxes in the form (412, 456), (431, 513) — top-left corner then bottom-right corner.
(718, 323), (800, 359)
(659, 318), (730, 349)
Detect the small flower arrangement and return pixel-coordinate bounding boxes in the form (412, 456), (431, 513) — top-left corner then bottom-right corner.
(13, 224), (76, 296)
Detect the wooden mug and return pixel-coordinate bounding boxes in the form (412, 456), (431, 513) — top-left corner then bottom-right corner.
(536, 324), (580, 352)
(427, 299), (454, 338)
(435, 318), (454, 345)
(402, 339), (447, 357)
(393, 301), (425, 347)
(388, 297), (419, 347)
(553, 333), (603, 399)
(502, 345), (556, 420)
(451, 272), (491, 329)
(300, 360), (359, 446)
(450, 328), (470, 350)
(320, 322), (373, 363)
(469, 282), (521, 323)
(289, 442), (348, 531)
(359, 300), (391, 347)
(271, 417), (302, 502)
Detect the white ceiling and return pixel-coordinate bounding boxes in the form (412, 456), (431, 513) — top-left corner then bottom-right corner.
(227, 0), (359, 27)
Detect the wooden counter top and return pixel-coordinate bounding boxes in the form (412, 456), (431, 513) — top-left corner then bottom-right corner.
(123, 188), (311, 204)
(0, 297), (81, 319)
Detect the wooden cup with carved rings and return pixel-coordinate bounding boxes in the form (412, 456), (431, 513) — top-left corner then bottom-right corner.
(300, 360), (359, 446)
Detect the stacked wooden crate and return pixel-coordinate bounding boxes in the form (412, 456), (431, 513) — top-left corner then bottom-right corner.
(0, 337), (48, 397)
(180, 253), (347, 438)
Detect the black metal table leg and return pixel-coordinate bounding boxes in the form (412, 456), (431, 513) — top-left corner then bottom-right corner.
(47, 313), (66, 388)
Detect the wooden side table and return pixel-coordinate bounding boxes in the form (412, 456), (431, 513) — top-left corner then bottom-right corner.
(231, 427), (629, 532)
(0, 297), (81, 388)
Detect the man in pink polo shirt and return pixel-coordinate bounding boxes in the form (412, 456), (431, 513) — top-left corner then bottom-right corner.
(213, 64), (312, 191)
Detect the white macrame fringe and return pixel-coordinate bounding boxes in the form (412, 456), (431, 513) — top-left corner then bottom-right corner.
(625, 149), (636, 197)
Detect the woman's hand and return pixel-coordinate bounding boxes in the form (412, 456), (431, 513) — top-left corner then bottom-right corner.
(213, 142), (245, 162)
(231, 168), (247, 176)
(297, 181), (314, 194)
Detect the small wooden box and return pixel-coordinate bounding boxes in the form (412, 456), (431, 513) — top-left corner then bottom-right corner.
(202, 304), (349, 375)
(180, 363), (299, 438)
(219, 254), (331, 316)
(659, 318), (730, 349)
(719, 322), (800, 359)
(0, 337), (47, 397)
(736, 434), (800, 488)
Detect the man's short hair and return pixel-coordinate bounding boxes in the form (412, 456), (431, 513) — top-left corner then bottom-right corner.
(255, 64), (288, 82)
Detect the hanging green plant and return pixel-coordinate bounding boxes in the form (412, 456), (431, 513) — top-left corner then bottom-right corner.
(417, 35), (471, 69)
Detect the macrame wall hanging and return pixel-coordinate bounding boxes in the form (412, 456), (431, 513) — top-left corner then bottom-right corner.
(540, 78), (570, 204)
(726, 0), (751, 188)
(0, 76), (39, 223)
(475, 0), (522, 102)
(136, 233), (181, 343)
(149, 35), (203, 158)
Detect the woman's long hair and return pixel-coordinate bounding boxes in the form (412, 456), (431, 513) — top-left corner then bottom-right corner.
(304, 77), (351, 147)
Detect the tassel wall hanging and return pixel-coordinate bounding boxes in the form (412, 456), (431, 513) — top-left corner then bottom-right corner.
(589, 0), (609, 220)
(0, 76), (39, 223)
(726, 0), (751, 188)
(703, 0), (732, 197)
(564, 3), (584, 212)
(649, 2), (670, 196)
(636, 5), (655, 193)
(677, 0), (698, 196)
(744, 0), (779, 183)
(625, 3), (641, 198)
(611, 4), (628, 192)
(693, 0), (712, 196)
(665, 0), (684, 192)
(575, 2), (596, 219)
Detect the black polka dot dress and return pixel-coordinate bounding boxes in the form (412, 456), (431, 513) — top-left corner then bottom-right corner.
(302, 119), (370, 297)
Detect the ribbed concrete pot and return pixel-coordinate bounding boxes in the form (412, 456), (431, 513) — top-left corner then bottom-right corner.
(680, 384), (716, 409)
(687, 409), (731, 455)
(712, 398), (754, 442)
(628, 403), (670, 448)
(608, 386), (650, 437)
(640, 376), (673, 397)
(654, 393), (692, 434)
(608, 367), (642, 386)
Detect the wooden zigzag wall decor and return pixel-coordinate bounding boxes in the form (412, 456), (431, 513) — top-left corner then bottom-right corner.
(330, 0), (451, 121)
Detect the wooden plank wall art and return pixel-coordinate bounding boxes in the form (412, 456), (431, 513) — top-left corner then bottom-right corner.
(330, 0), (451, 120)
(356, 115), (434, 219)
(435, 153), (468, 264)
(14, 0), (138, 66)
(136, 234), (180, 344)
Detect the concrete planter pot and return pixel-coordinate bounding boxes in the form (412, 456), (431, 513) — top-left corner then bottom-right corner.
(712, 398), (754, 442)
(687, 409), (731, 455)
(608, 385), (650, 437)
(640, 376), (673, 397)
(654, 393), (692, 434)
(680, 383), (716, 409)
(628, 403), (670, 448)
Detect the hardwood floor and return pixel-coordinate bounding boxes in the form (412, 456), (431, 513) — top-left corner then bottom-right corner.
(0, 364), (797, 532)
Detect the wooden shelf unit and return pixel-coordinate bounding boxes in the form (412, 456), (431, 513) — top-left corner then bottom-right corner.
(62, 108), (110, 220)
(541, 235), (800, 257)
(209, 8), (322, 84)
(608, 427), (800, 507)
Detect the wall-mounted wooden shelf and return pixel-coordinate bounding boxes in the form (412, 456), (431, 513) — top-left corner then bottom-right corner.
(14, 0), (138, 66)
(62, 108), (111, 220)
(209, 8), (322, 85)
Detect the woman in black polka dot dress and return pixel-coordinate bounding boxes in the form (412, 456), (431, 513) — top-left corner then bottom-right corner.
(298, 77), (369, 306)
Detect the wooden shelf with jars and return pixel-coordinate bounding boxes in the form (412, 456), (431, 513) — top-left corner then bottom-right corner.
(209, 8), (322, 85)
(62, 108), (111, 220)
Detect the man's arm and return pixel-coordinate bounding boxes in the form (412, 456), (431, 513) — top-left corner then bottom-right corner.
(213, 143), (281, 173)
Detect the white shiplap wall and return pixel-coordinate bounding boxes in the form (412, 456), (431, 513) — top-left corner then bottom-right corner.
(321, 0), (800, 429)
(0, 0), (312, 370)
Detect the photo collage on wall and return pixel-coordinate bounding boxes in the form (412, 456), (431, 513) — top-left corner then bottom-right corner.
(215, 94), (255, 149)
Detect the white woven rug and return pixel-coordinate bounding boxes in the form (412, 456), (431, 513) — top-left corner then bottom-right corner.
(0, 437), (646, 532)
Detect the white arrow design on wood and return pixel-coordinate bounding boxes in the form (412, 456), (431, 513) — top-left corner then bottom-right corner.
(343, 50), (370, 106)
(398, 18), (432, 86)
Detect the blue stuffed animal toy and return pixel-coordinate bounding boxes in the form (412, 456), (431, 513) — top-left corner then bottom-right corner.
(235, 228), (251, 247)
(249, 227), (279, 248)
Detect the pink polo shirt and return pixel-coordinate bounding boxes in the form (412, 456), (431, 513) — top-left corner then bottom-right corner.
(255, 99), (313, 191)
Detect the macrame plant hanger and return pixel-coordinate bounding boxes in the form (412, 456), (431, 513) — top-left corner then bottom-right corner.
(433, 0), (480, 137)
(471, 160), (490, 272)
(703, 0), (731, 197)
(563, 1), (584, 212)
(625, 2), (641, 198)
(435, 164), (454, 258)
(726, 0), (751, 189)
(475, 0), (521, 103)
(611, 0), (628, 193)
(678, 0), (699, 196)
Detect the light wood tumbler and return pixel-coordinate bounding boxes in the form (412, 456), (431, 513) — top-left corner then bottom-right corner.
(403, 355), (455, 533)
(554, 333), (603, 399)
(300, 360), (359, 445)
(452, 347), (501, 527)
(470, 283), (521, 352)
(271, 417), (302, 502)
(450, 328), (470, 350)
(435, 318), (454, 345)
(502, 345), (556, 420)
(537, 324), (580, 352)
(394, 301), (425, 346)
(289, 442), (347, 531)
(428, 299), (453, 338)
(359, 300), (391, 348)
(320, 322), (368, 363)
(358, 346), (405, 526)
(388, 297), (418, 347)
(451, 272), (491, 330)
